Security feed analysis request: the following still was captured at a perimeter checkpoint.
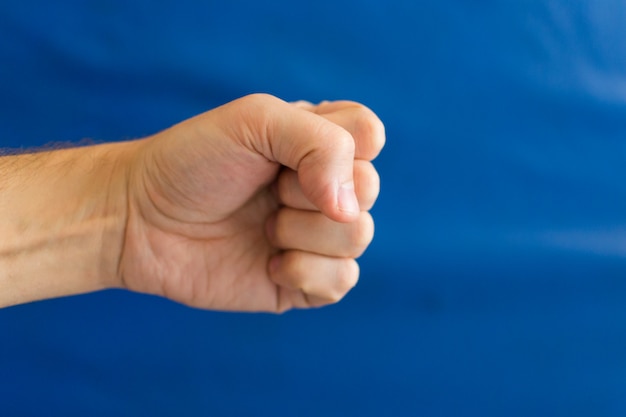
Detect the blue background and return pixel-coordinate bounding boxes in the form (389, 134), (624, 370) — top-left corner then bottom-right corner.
(2, 1), (626, 416)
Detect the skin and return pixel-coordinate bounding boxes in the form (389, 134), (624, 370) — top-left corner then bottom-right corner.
(0, 94), (385, 313)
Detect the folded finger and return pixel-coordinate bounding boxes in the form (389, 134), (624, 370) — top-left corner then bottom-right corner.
(266, 208), (374, 258)
(297, 100), (385, 161)
(269, 250), (360, 309)
(277, 160), (380, 211)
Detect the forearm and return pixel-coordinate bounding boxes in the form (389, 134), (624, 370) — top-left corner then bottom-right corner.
(0, 142), (134, 307)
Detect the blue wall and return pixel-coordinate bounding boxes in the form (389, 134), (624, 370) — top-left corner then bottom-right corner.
(2, 1), (626, 416)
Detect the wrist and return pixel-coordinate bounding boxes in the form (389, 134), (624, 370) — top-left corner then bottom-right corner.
(93, 141), (139, 291)
(0, 141), (138, 306)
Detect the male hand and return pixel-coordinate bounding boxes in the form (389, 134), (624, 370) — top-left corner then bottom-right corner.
(119, 94), (384, 312)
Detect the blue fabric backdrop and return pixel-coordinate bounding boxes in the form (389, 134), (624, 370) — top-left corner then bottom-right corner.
(2, 1), (626, 416)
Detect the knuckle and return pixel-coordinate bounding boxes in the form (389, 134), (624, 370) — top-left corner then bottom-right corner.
(331, 127), (356, 155)
(337, 259), (360, 293)
(236, 93), (287, 129)
(324, 288), (347, 305)
(300, 123), (355, 172)
(322, 291), (343, 305)
(352, 106), (386, 155)
(231, 94), (281, 152)
(241, 92), (279, 107)
(348, 212), (375, 257)
(355, 162), (381, 209)
(325, 260), (360, 304)
(280, 251), (307, 288)
(235, 93), (271, 118)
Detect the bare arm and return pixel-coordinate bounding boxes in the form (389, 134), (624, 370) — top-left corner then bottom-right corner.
(0, 143), (136, 307)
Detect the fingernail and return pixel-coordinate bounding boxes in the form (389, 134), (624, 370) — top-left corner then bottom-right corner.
(337, 182), (359, 215)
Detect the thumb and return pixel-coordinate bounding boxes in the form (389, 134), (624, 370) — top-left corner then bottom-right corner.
(230, 94), (360, 223)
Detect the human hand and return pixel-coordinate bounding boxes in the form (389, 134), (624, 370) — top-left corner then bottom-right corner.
(119, 94), (384, 312)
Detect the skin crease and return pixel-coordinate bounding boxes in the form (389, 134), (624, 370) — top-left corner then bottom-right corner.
(0, 94), (385, 313)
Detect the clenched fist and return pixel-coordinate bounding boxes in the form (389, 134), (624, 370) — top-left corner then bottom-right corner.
(0, 94), (385, 312)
